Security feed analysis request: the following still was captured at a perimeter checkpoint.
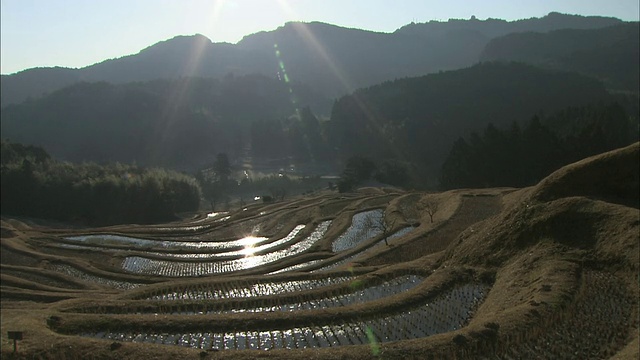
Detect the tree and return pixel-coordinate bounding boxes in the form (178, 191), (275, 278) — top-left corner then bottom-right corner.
(440, 137), (473, 189)
(424, 199), (439, 223)
(196, 153), (233, 211)
(212, 153), (231, 183)
(197, 169), (227, 211)
(365, 210), (397, 246)
(338, 156), (377, 192)
(269, 181), (288, 201)
(1, 141), (202, 225)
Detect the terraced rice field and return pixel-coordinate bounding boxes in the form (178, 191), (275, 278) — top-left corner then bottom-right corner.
(331, 209), (384, 252)
(1, 172), (638, 360)
(120, 222), (329, 276)
(80, 283), (488, 349)
(144, 276), (354, 301)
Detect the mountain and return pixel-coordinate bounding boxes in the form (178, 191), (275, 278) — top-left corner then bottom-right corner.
(396, 11), (622, 39)
(0, 75), (329, 171)
(0, 35), (274, 108)
(0, 12), (624, 108)
(480, 22), (640, 92)
(2, 62), (615, 179)
(326, 62), (614, 185)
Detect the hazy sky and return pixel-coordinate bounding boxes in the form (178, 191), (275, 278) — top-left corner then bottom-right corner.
(1, 0), (638, 75)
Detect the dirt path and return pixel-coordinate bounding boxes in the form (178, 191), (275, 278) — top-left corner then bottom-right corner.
(365, 195), (503, 266)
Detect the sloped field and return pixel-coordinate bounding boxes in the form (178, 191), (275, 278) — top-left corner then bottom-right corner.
(1, 144), (638, 359)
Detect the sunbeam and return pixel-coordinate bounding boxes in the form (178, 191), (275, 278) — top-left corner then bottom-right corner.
(274, 0), (354, 93)
(271, 0), (404, 162)
(155, 1), (228, 161)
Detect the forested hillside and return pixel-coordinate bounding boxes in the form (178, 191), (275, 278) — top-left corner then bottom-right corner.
(0, 75), (329, 171)
(2, 13), (636, 192)
(480, 22), (640, 92)
(326, 62), (617, 185)
(4, 61), (634, 188)
(396, 11), (621, 39)
(440, 103), (638, 189)
(1, 12), (623, 107)
(0, 141), (201, 225)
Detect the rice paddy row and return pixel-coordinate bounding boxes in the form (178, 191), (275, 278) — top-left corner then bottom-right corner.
(80, 283), (489, 350)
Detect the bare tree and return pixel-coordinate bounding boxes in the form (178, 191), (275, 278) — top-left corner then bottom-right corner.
(424, 200), (439, 223)
(367, 210), (397, 246)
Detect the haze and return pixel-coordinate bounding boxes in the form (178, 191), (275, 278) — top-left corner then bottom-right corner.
(1, 0), (639, 75)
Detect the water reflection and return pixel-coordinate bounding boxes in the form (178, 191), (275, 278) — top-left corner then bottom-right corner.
(179, 275), (423, 314)
(317, 226), (416, 272)
(50, 264), (141, 289)
(64, 233), (268, 251)
(271, 226), (416, 274)
(83, 283), (489, 349)
(146, 276), (352, 301)
(332, 210), (384, 252)
(122, 222), (331, 276)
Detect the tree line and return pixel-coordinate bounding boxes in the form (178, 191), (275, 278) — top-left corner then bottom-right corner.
(325, 62), (616, 187)
(1, 141), (201, 226)
(439, 102), (637, 189)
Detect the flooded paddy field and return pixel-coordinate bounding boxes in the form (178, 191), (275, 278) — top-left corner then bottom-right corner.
(80, 283), (488, 349)
(2, 157), (638, 360)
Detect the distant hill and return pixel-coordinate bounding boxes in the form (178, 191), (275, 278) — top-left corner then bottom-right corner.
(2, 62), (617, 181)
(396, 12), (621, 39)
(326, 62), (613, 185)
(0, 75), (328, 171)
(0, 35), (274, 108)
(480, 22), (640, 92)
(0, 12), (624, 108)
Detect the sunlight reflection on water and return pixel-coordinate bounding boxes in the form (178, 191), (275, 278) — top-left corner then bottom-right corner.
(121, 222), (330, 276)
(83, 283), (489, 349)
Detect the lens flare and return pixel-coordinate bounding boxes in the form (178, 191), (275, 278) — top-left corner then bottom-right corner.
(273, 42), (297, 110)
(365, 325), (380, 355)
(349, 278), (364, 290)
(274, 0), (354, 93)
(272, 0), (402, 160)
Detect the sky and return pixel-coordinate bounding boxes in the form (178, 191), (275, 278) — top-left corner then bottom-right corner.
(1, 0), (638, 75)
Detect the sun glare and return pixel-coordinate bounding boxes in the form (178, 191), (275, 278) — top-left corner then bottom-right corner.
(270, 0), (398, 161)
(237, 235), (268, 247)
(156, 0), (229, 153)
(240, 246), (256, 256)
(236, 235), (267, 257)
(274, 0), (354, 93)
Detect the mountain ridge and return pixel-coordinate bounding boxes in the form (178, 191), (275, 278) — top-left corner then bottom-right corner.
(396, 11), (622, 38)
(2, 62), (621, 179)
(1, 12), (627, 107)
(480, 22), (639, 91)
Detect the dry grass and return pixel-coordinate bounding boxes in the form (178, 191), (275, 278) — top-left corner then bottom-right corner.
(1, 144), (638, 359)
